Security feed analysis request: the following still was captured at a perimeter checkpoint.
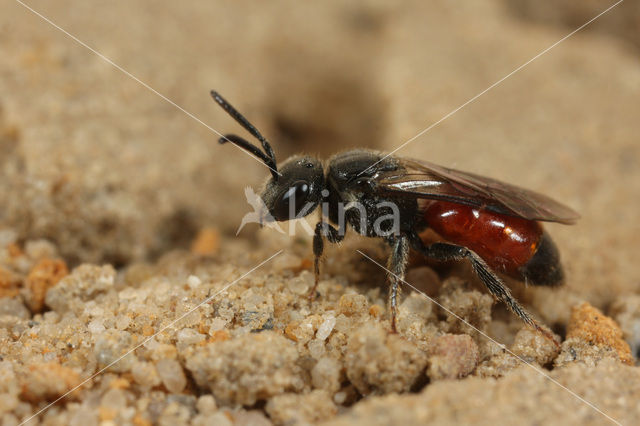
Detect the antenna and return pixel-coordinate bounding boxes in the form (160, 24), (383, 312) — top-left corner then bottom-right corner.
(211, 91), (279, 180)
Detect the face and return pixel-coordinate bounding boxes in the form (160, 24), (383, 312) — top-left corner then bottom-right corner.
(260, 156), (325, 222)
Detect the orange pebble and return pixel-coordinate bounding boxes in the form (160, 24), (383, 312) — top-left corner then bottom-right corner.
(369, 304), (384, 318)
(190, 227), (220, 256)
(567, 302), (633, 365)
(0, 266), (21, 298)
(209, 330), (230, 342)
(25, 258), (68, 312)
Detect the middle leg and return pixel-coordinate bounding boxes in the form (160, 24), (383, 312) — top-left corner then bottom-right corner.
(386, 236), (410, 333)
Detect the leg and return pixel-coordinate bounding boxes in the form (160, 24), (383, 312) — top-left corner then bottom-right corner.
(387, 236), (410, 333)
(409, 234), (558, 345)
(311, 221), (344, 300)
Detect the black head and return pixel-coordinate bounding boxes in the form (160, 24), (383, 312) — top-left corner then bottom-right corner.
(211, 91), (324, 222)
(260, 155), (324, 221)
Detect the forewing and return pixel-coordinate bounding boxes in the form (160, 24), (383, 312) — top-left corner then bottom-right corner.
(377, 158), (579, 224)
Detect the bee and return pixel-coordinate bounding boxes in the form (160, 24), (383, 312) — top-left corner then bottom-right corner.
(212, 91), (579, 342)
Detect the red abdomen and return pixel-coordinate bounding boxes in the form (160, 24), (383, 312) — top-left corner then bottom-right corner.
(422, 201), (542, 277)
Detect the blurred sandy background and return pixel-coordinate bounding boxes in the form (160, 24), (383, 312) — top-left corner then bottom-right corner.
(1, 1), (640, 424)
(2, 0), (639, 309)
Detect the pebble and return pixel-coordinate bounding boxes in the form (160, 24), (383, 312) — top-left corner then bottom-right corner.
(345, 323), (428, 395)
(610, 295), (640, 361)
(101, 388), (127, 410)
(316, 314), (336, 341)
(272, 252), (303, 272)
(190, 228), (220, 256)
(0, 298), (30, 319)
(185, 331), (303, 405)
(177, 328), (206, 348)
(18, 362), (81, 403)
(427, 334), (479, 380)
(230, 410), (272, 426)
(555, 302), (633, 367)
(566, 302), (632, 365)
(131, 361), (161, 388)
(510, 327), (559, 365)
(311, 357), (342, 394)
(308, 338), (327, 359)
(24, 258), (68, 313)
(187, 275), (201, 289)
(94, 330), (135, 373)
(156, 359), (187, 393)
(193, 412), (232, 426)
(23, 240), (58, 260)
(45, 264), (115, 315)
(69, 406), (98, 426)
(265, 390), (337, 425)
(0, 266), (21, 298)
(437, 278), (493, 335)
(195, 395), (217, 414)
(115, 315), (132, 330)
(338, 294), (369, 317)
(88, 319), (106, 334)
(288, 273), (312, 295)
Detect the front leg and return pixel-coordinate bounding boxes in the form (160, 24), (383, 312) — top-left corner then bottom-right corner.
(387, 236), (410, 332)
(310, 221), (344, 300)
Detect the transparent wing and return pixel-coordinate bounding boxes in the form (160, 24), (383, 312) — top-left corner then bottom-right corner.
(376, 158), (579, 224)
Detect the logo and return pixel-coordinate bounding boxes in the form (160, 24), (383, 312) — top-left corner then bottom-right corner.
(236, 187), (285, 235)
(237, 186), (401, 237)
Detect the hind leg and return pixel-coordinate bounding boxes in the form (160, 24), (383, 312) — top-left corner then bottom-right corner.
(408, 233), (557, 345)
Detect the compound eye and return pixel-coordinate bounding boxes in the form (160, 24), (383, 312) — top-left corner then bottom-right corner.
(354, 178), (371, 191)
(272, 181), (310, 220)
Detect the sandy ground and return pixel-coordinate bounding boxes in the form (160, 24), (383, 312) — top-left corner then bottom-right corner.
(1, 1), (639, 425)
